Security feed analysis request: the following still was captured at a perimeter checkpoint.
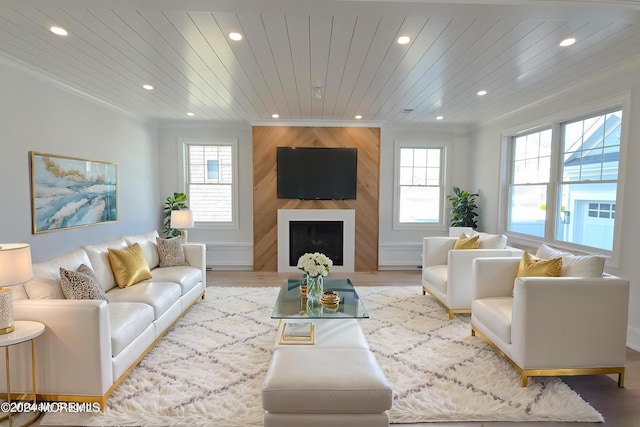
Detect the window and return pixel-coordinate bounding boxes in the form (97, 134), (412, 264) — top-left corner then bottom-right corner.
(507, 129), (552, 238)
(395, 145), (444, 225)
(555, 110), (621, 250)
(506, 109), (622, 252)
(185, 142), (237, 224)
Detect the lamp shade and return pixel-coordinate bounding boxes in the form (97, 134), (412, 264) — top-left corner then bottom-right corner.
(171, 210), (194, 229)
(0, 243), (32, 334)
(0, 243), (33, 286)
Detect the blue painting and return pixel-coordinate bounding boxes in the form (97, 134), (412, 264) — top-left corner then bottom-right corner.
(31, 152), (117, 233)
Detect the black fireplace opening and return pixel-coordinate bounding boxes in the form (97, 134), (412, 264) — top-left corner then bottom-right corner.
(289, 221), (344, 267)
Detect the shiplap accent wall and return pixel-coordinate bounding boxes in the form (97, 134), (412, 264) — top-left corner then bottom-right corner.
(252, 126), (380, 272)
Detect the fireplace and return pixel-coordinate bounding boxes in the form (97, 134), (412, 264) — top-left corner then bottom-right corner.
(277, 209), (355, 272)
(289, 221), (344, 267)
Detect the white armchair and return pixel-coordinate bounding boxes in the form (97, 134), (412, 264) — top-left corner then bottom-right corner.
(421, 235), (522, 319)
(471, 256), (629, 387)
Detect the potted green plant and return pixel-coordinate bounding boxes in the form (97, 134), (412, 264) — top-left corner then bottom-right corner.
(163, 192), (188, 238)
(447, 187), (479, 235)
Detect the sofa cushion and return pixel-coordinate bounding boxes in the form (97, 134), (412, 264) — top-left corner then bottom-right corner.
(454, 233), (479, 249)
(472, 297), (513, 344)
(124, 230), (160, 269)
(536, 244), (605, 277)
(108, 302), (155, 357)
(156, 237), (189, 268)
(59, 264), (106, 300)
(25, 249), (92, 299)
(106, 282), (181, 320)
(84, 238), (128, 292)
(8, 285), (28, 300)
(108, 243), (153, 288)
(144, 266), (202, 296)
(517, 252), (562, 278)
(422, 265), (448, 294)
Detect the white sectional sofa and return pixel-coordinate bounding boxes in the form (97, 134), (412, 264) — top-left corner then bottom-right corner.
(0, 230), (206, 408)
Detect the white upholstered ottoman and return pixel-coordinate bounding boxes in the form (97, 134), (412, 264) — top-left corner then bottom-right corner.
(263, 320), (393, 427)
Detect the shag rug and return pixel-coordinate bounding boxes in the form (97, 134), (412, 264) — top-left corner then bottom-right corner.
(41, 286), (603, 426)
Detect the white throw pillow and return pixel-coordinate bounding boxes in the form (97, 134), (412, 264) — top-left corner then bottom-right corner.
(470, 231), (508, 249)
(124, 230), (160, 269)
(83, 238), (128, 292)
(536, 244), (605, 277)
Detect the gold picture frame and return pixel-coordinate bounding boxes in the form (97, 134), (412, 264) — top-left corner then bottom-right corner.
(30, 152), (117, 234)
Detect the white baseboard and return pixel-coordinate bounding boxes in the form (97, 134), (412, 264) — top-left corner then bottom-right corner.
(627, 326), (640, 351)
(205, 242), (253, 270)
(378, 242), (422, 270)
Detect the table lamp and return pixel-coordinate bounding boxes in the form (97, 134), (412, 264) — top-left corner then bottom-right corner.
(171, 210), (194, 243)
(0, 243), (33, 334)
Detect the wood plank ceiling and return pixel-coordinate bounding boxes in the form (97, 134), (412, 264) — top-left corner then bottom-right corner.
(1, 0), (640, 127)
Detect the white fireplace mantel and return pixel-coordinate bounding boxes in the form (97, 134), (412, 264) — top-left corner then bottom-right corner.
(277, 209), (355, 273)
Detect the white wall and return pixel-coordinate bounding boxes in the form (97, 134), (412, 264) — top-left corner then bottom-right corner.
(470, 57), (640, 350)
(0, 60), (160, 262)
(157, 123), (254, 269)
(378, 127), (472, 269)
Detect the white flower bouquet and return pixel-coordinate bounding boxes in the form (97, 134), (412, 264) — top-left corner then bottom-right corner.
(297, 252), (333, 277)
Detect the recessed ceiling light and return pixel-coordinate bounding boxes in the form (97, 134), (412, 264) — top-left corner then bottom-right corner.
(229, 32), (243, 41)
(355, 115), (363, 120)
(477, 90), (488, 96)
(142, 84), (154, 90)
(436, 116), (444, 120)
(559, 37), (576, 47)
(187, 112), (195, 117)
(271, 113), (279, 119)
(50, 26), (68, 36)
(397, 35), (411, 45)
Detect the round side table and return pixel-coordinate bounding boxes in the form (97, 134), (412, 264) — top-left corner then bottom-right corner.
(0, 320), (45, 427)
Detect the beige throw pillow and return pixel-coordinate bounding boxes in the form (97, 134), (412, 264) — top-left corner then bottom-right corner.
(59, 264), (106, 300)
(156, 237), (189, 268)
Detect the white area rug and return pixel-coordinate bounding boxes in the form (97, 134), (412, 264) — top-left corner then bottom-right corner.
(41, 286), (603, 426)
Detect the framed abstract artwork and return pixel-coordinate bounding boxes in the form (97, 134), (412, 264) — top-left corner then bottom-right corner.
(30, 152), (117, 233)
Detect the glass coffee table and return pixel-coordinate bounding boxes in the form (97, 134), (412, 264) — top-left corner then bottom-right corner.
(272, 277), (369, 319)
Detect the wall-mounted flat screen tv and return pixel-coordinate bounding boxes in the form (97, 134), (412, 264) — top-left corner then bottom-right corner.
(277, 147), (357, 200)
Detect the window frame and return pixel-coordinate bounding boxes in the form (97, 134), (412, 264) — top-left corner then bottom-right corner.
(179, 137), (239, 230)
(392, 140), (450, 231)
(501, 101), (628, 265)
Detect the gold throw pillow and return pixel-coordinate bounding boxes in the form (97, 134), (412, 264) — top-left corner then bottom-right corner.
(453, 233), (480, 249)
(108, 243), (152, 288)
(516, 252), (563, 278)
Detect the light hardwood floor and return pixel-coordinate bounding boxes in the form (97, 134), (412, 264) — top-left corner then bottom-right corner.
(32, 270), (640, 426)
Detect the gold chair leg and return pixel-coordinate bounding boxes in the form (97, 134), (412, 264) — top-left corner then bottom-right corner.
(618, 370), (625, 388)
(521, 373), (529, 387)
